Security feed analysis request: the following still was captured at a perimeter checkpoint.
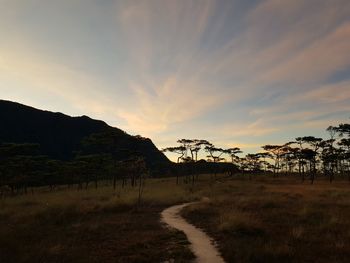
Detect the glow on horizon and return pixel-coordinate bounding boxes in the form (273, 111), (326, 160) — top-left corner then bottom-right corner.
(1, 0), (350, 160)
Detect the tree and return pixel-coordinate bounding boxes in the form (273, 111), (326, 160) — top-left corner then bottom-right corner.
(245, 153), (263, 179)
(203, 143), (226, 178)
(320, 139), (337, 183)
(162, 146), (187, 163)
(132, 157), (148, 206)
(261, 144), (284, 176)
(225, 147), (242, 175)
(334, 123), (350, 180)
(0, 143), (43, 194)
(192, 140), (209, 161)
(296, 136), (322, 184)
(256, 152), (272, 173)
(334, 123), (350, 137)
(225, 147), (242, 163)
(338, 138), (350, 180)
(279, 145), (298, 175)
(176, 139), (194, 160)
(204, 143), (225, 163)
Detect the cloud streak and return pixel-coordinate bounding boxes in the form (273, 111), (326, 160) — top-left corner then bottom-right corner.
(0, 0), (349, 155)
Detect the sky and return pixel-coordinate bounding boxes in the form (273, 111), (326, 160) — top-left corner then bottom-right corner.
(1, 0), (350, 161)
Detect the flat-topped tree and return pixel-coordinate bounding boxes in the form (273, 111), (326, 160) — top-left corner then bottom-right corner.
(202, 142), (227, 178)
(238, 157), (248, 174)
(192, 139), (211, 162)
(204, 143), (225, 163)
(261, 144), (284, 175)
(295, 136), (322, 184)
(176, 139), (210, 161)
(256, 152), (272, 173)
(240, 153), (265, 179)
(337, 138), (350, 180)
(161, 146), (186, 184)
(279, 144), (297, 174)
(177, 139), (193, 160)
(284, 146), (305, 179)
(320, 139), (338, 182)
(163, 139), (212, 184)
(296, 136), (323, 148)
(293, 138), (309, 180)
(246, 153), (263, 172)
(225, 147), (242, 163)
(161, 146), (186, 163)
(322, 126), (338, 182)
(222, 147), (242, 175)
(334, 123), (350, 179)
(334, 123), (350, 137)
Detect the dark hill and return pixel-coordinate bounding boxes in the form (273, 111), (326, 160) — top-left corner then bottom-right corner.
(0, 99), (170, 168)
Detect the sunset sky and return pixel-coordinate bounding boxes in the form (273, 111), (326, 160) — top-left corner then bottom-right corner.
(1, 0), (350, 160)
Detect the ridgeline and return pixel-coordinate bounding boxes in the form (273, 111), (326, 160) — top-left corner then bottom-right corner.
(0, 99), (170, 167)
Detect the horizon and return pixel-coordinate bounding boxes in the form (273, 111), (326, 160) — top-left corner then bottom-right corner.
(1, 97), (348, 163)
(1, 0), (350, 159)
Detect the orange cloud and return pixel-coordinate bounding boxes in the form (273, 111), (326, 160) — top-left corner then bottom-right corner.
(117, 76), (226, 137)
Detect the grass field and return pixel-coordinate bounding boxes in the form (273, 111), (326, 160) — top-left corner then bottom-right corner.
(182, 176), (350, 263)
(1, 175), (350, 262)
(0, 179), (199, 263)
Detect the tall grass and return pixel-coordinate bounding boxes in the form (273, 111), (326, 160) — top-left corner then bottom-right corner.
(2, 175), (350, 262)
(182, 176), (350, 263)
(0, 176), (205, 262)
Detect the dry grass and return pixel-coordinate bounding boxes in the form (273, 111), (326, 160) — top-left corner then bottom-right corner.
(0, 177), (199, 263)
(1, 175), (350, 262)
(182, 176), (350, 263)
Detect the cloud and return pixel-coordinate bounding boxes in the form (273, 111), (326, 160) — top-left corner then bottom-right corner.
(117, 76), (225, 136)
(204, 0), (350, 87)
(219, 119), (280, 138)
(0, 47), (126, 125)
(115, 0), (350, 152)
(257, 22), (350, 87)
(296, 80), (350, 104)
(1, 0), (350, 155)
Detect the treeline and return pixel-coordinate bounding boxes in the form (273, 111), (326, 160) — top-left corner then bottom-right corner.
(1, 121), (349, 195)
(0, 127), (236, 196)
(163, 122), (350, 184)
(0, 129), (150, 196)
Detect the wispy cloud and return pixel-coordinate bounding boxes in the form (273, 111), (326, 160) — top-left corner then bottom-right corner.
(0, 47), (125, 124)
(117, 76), (225, 136)
(1, 0), (349, 155)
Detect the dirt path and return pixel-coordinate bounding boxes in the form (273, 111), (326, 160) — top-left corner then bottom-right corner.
(161, 202), (225, 263)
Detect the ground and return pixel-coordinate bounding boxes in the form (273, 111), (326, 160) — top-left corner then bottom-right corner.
(0, 179), (196, 263)
(1, 175), (350, 262)
(182, 176), (350, 263)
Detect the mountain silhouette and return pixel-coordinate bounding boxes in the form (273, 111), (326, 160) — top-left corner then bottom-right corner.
(0, 99), (170, 168)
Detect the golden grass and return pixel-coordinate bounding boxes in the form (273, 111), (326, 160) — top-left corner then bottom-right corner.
(0, 177), (200, 263)
(182, 176), (350, 263)
(1, 175), (350, 262)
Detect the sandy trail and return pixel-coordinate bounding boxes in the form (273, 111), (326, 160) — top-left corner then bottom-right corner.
(161, 202), (225, 263)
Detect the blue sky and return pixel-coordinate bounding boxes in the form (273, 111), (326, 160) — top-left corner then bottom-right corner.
(1, 0), (350, 160)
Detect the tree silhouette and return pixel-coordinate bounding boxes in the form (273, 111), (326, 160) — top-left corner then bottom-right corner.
(161, 146), (186, 184)
(256, 152), (273, 173)
(261, 144), (284, 176)
(245, 153), (263, 179)
(162, 146), (187, 163)
(296, 136), (322, 184)
(204, 143), (225, 163)
(225, 147), (242, 163)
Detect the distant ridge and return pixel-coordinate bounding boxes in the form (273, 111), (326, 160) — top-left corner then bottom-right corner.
(0, 99), (170, 168)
